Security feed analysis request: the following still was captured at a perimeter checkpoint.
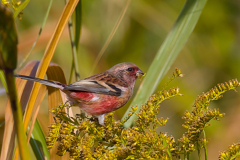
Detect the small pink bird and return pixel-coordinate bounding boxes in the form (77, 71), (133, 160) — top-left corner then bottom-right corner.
(15, 62), (144, 125)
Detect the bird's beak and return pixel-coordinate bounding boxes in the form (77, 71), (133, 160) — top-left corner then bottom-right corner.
(136, 69), (145, 80)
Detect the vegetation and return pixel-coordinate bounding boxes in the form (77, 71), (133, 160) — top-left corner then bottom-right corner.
(0, 0), (240, 159)
(45, 69), (240, 159)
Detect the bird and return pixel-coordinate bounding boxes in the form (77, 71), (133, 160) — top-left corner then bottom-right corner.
(15, 62), (144, 125)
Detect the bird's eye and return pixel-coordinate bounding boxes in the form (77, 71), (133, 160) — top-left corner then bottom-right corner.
(127, 67), (133, 72)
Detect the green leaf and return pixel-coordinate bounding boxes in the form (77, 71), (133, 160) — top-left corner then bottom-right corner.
(163, 139), (172, 160)
(30, 120), (50, 160)
(67, 0), (81, 82)
(74, 0), (82, 52)
(4, 70), (31, 160)
(19, 0), (53, 68)
(58, 114), (75, 124)
(0, 70), (7, 92)
(13, 0), (30, 19)
(123, 0), (208, 128)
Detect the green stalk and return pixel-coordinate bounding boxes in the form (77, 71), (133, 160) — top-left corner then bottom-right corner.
(30, 120), (50, 160)
(0, 4), (31, 159)
(0, 70), (7, 90)
(5, 69), (31, 160)
(203, 130), (208, 160)
(122, 0), (208, 128)
(67, 16), (80, 81)
(66, 0), (81, 83)
(19, 0), (53, 68)
(13, 0), (30, 19)
(74, 0), (82, 52)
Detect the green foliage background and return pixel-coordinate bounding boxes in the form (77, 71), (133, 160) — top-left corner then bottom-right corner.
(0, 0), (240, 159)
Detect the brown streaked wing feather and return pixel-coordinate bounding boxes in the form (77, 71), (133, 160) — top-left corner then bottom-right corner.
(64, 73), (127, 96)
(85, 72), (128, 87)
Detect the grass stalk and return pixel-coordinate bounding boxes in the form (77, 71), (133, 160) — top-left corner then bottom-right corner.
(122, 0), (208, 128)
(4, 69), (31, 160)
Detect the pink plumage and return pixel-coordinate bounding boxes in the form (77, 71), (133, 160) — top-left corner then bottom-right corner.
(15, 62), (144, 125)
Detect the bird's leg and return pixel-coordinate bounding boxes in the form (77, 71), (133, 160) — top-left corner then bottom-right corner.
(96, 114), (106, 126)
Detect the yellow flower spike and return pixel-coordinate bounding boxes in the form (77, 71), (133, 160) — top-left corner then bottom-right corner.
(233, 79), (240, 87)
(217, 83), (223, 92)
(228, 80), (233, 87)
(221, 83), (226, 90)
(224, 82), (230, 90)
(214, 86), (220, 94)
(2, 0), (11, 7)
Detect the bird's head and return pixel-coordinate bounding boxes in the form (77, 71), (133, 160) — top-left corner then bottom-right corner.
(108, 62), (145, 88)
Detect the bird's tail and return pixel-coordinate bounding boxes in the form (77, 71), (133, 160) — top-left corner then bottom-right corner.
(15, 74), (65, 90)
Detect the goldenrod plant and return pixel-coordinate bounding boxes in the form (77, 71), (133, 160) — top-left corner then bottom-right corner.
(46, 69), (240, 159)
(219, 142), (240, 160)
(1, 0), (240, 160)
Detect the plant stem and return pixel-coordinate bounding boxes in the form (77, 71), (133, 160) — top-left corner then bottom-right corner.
(4, 69), (31, 160)
(203, 130), (208, 160)
(122, 0), (208, 128)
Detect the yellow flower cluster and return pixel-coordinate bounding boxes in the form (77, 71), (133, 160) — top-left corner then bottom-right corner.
(46, 69), (240, 160)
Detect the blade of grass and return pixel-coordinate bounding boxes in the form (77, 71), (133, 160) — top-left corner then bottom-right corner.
(26, 82), (47, 144)
(122, 0), (208, 128)
(21, 0), (79, 150)
(27, 86), (48, 160)
(13, 0), (30, 19)
(74, 0), (81, 52)
(46, 63), (70, 159)
(14, 62), (68, 159)
(28, 63), (68, 160)
(12, 61), (50, 160)
(0, 70), (7, 90)
(30, 120), (50, 160)
(0, 61), (40, 160)
(1, 102), (15, 160)
(14, 63), (70, 160)
(203, 130), (208, 160)
(0, 4), (31, 159)
(90, 0), (131, 75)
(4, 69), (31, 160)
(65, 0), (80, 81)
(68, 0), (82, 83)
(18, 0), (53, 68)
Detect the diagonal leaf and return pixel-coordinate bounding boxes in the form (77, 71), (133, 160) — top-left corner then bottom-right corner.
(1, 4), (31, 158)
(90, 0), (131, 75)
(74, 0), (81, 52)
(0, 70), (7, 91)
(13, 62), (70, 159)
(1, 61), (40, 160)
(69, 0), (82, 83)
(27, 86), (48, 160)
(123, 0), (208, 128)
(66, 0), (80, 82)
(1, 102), (15, 160)
(22, 0), (79, 145)
(30, 120), (50, 160)
(13, 62), (71, 159)
(12, 61), (48, 160)
(13, 0), (30, 19)
(46, 63), (70, 159)
(19, 0), (53, 68)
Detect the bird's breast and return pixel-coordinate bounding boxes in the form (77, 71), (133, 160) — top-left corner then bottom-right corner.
(67, 90), (131, 116)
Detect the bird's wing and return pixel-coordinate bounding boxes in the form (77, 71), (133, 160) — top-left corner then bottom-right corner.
(64, 73), (127, 96)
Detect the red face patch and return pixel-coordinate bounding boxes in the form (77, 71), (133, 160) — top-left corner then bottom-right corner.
(127, 67), (139, 77)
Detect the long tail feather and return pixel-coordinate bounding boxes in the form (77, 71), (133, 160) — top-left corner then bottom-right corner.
(15, 74), (65, 90)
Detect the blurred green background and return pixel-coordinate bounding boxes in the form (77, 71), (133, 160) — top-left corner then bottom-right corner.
(1, 0), (240, 159)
